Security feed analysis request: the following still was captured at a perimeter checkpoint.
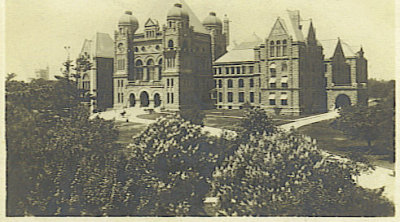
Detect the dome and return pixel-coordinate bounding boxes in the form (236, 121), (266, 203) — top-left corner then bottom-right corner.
(203, 12), (222, 26)
(119, 11), (139, 29)
(167, 3), (189, 19)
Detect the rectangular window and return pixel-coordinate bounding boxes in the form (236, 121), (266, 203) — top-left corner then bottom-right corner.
(281, 99), (288, 105)
(213, 68), (217, 75)
(171, 93), (174, 103)
(270, 83), (276, 88)
(250, 92), (254, 103)
(228, 80), (233, 88)
(117, 93), (121, 103)
(117, 59), (125, 70)
(269, 99), (276, 105)
(167, 79), (170, 87)
(228, 92), (233, 103)
(218, 80), (222, 88)
(121, 80), (123, 87)
(219, 92), (223, 102)
(171, 79), (174, 87)
(218, 67), (222, 74)
(237, 67), (241, 74)
(250, 79), (254, 87)
(259, 93), (261, 103)
(121, 93), (124, 103)
(167, 92), (170, 103)
(282, 45), (287, 56)
(239, 92), (244, 102)
(249, 66), (254, 74)
(282, 83), (288, 88)
(231, 67), (235, 74)
(226, 67), (230, 74)
(242, 66), (246, 74)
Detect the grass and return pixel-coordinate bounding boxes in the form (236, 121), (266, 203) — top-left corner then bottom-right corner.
(137, 113), (166, 120)
(298, 120), (394, 170)
(204, 116), (242, 131)
(115, 120), (147, 145)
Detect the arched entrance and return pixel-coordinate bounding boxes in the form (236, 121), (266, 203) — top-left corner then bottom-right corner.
(129, 93), (136, 107)
(335, 94), (351, 108)
(140, 91), (150, 107)
(154, 93), (161, 107)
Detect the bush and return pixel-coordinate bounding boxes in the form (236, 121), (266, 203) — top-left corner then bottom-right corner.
(119, 115), (224, 216)
(180, 108), (205, 126)
(208, 129), (394, 216)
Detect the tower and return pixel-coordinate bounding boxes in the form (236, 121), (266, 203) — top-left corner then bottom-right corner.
(202, 12), (227, 61)
(163, 3), (191, 110)
(223, 14), (230, 47)
(113, 11), (139, 108)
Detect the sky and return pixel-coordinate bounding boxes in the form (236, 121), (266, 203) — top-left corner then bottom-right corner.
(4, 0), (396, 80)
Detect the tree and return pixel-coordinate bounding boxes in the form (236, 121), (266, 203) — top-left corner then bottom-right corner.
(237, 107), (276, 142)
(6, 74), (122, 216)
(119, 115), (223, 216)
(208, 129), (394, 216)
(179, 106), (206, 126)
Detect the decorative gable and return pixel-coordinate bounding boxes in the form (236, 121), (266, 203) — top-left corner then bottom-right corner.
(268, 18), (289, 38)
(145, 18), (156, 27)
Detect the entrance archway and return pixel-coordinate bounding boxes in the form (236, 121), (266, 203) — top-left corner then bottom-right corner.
(129, 93), (136, 107)
(154, 93), (161, 107)
(140, 91), (150, 107)
(335, 94), (351, 108)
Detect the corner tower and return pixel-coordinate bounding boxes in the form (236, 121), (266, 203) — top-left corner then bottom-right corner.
(113, 11), (139, 109)
(202, 12), (227, 61)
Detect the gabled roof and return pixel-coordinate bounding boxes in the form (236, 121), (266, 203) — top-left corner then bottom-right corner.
(268, 10), (305, 42)
(215, 34), (261, 63)
(214, 48), (255, 63)
(144, 18), (159, 27)
(320, 39), (357, 59)
(80, 32), (114, 58)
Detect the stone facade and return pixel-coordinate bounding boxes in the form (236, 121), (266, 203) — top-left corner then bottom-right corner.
(112, 3), (228, 111)
(213, 10), (367, 116)
(81, 4), (368, 116)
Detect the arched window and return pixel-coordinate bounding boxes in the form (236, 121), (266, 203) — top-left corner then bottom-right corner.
(157, 59), (163, 80)
(135, 60), (143, 80)
(250, 79), (254, 88)
(146, 59), (155, 81)
(276, 40), (281, 57)
(228, 79), (233, 88)
(282, 39), (288, 56)
(168, 40), (174, 49)
(270, 63), (277, 77)
(82, 74), (90, 90)
(238, 79), (244, 88)
(270, 41), (275, 57)
(281, 62), (288, 72)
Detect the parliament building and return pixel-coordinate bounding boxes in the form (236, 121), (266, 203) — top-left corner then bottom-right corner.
(78, 1), (368, 115)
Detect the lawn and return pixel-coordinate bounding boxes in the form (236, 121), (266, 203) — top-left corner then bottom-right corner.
(115, 120), (147, 145)
(298, 120), (394, 170)
(137, 113), (166, 120)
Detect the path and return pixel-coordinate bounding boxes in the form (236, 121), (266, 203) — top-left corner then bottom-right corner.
(93, 108), (395, 202)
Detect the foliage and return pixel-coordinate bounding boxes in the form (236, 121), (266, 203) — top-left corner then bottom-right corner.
(237, 107), (276, 142)
(180, 107), (206, 126)
(332, 100), (394, 153)
(208, 129), (394, 216)
(119, 115), (226, 216)
(6, 74), (121, 216)
(368, 78), (395, 100)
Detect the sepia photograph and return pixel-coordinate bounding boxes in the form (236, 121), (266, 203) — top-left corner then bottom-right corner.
(1, 0), (397, 220)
